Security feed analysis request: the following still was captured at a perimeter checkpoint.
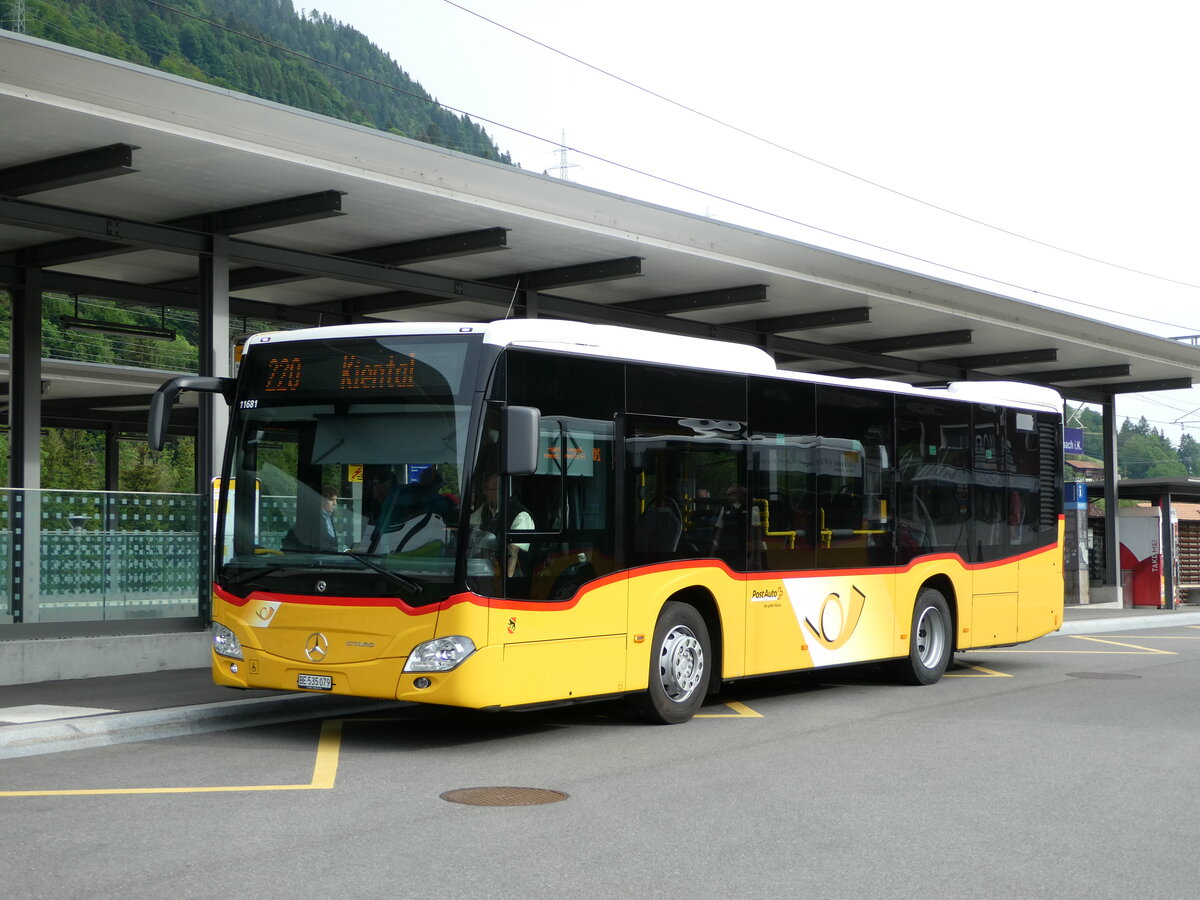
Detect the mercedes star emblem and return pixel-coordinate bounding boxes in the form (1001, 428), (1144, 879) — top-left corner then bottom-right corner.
(305, 632), (329, 662)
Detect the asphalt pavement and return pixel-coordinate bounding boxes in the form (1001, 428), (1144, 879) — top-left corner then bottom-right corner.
(4, 602), (1200, 760)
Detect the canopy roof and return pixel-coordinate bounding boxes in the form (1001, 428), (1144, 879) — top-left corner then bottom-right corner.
(3, 31), (1199, 423)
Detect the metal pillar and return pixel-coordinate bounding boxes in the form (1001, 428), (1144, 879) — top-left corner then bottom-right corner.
(196, 234), (230, 620)
(1102, 395), (1121, 601)
(1160, 491), (1177, 610)
(105, 428), (120, 491)
(9, 266), (42, 623)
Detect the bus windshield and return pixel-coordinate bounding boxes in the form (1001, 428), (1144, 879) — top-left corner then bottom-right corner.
(218, 333), (483, 605)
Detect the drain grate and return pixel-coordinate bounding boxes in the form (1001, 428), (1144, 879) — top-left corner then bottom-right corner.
(1066, 672), (1142, 680)
(440, 786), (569, 807)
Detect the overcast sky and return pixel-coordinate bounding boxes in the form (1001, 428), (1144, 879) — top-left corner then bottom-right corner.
(314, 0), (1200, 438)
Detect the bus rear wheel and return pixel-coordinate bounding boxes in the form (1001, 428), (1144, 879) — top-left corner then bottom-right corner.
(893, 586), (952, 685)
(630, 601), (711, 725)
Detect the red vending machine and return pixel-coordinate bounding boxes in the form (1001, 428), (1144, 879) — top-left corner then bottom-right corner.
(1118, 507), (1173, 608)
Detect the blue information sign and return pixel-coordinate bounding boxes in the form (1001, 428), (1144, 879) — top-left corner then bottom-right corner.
(1064, 482), (1087, 510)
(1063, 427), (1084, 455)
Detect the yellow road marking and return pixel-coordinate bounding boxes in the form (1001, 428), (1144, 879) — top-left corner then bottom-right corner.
(697, 700), (763, 718)
(1087, 634), (1200, 640)
(0, 700), (764, 798)
(987, 634), (1177, 656)
(0, 718), (348, 798)
(1069, 636), (1175, 654)
(947, 663), (1011, 677)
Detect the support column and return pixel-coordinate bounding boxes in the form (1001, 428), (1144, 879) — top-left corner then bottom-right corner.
(105, 429), (120, 492)
(196, 235), (230, 620)
(1102, 395), (1121, 605)
(9, 267), (42, 624)
(1161, 491), (1177, 610)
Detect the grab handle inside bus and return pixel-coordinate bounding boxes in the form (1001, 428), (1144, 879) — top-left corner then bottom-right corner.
(502, 405), (540, 475)
(149, 375), (236, 451)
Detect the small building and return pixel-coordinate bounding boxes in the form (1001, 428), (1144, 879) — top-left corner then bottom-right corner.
(1066, 460), (1106, 483)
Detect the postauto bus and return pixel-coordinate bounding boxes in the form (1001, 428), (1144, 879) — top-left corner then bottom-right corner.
(150, 319), (1063, 724)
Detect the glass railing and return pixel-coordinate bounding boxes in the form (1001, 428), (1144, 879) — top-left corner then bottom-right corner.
(1, 489), (206, 625)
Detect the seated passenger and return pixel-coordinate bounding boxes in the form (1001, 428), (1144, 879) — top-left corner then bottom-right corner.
(471, 473), (534, 576)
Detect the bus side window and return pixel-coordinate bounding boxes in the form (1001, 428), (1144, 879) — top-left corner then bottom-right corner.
(896, 397), (971, 564)
(509, 418), (615, 602)
(814, 386), (894, 570)
(972, 405), (1009, 563)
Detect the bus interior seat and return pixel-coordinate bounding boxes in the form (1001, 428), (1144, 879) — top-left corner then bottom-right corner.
(636, 497), (683, 554)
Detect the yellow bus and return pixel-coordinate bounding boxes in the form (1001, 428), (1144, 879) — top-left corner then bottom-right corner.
(151, 319), (1064, 724)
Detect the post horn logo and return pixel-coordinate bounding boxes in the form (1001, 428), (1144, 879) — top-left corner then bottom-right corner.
(804, 585), (867, 651)
(304, 632), (329, 661)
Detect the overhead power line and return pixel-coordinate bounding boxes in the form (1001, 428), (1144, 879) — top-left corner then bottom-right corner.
(441, 0), (1200, 298)
(85, 1), (1200, 335)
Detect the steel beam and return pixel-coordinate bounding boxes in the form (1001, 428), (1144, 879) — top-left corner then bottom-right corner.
(1081, 377), (1195, 395)
(616, 284), (768, 314)
(7, 191), (344, 267)
(1022, 364), (1131, 384)
(837, 330), (973, 354)
(732, 306), (872, 333)
(932, 348), (1059, 368)
(0, 195), (211, 254)
(157, 227), (509, 294)
(0, 143), (137, 197)
(531, 292), (972, 380)
(345, 227), (509, 265)
(821, 366), (904, 380)
(172, 191), (345, 235)
(42, 394), (157, 412)
(486, 256), (642, 290)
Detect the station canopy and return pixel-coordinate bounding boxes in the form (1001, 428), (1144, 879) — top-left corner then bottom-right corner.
(3, 31), (1200, 428)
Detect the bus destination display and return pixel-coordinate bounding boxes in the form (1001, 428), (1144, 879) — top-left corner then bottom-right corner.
(242, 337), (473, 402)
(263, 353), (417, 393)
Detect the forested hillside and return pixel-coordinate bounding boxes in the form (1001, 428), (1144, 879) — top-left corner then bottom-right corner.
(1067, 406), (1200, 481)
(1, 0), (512, 162)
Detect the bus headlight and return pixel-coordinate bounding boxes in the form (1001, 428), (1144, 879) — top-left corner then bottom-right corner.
(213, 623), (244, 660)
(403, 636), (476, 672)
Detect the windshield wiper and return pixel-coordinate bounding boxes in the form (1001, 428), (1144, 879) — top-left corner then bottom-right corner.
(223, 563), (289, 587)
(342, 552), (424, 594)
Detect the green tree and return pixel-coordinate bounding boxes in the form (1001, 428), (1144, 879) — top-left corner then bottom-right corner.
(1119, 431), (1186, 479)
(41, 428), (105, 489)
(1179, 433), (1200, 476)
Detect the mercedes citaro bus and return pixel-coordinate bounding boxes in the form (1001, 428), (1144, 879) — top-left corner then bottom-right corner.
(150, 319), (1064, 724)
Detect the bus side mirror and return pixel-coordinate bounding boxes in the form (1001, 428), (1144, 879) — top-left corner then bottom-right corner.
(502, 405), (540, 476)
(149, 375), (236, 451)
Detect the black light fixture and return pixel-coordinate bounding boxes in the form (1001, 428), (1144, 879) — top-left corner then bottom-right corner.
(60, 296), (177, 342)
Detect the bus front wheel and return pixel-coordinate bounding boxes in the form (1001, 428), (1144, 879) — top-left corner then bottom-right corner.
(894, 586), (952, 685)
(630, 601), (711, 724)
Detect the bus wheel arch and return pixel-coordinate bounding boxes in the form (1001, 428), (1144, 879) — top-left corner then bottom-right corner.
(671, 585), (723, 694)
(892, 578), (954, 685)
(920, 574), (959, 650)
(629, 588), (719, 724)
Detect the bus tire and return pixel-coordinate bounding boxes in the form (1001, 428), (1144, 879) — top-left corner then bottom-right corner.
(894, 586), (952, 685)
(630, 601), (711, 725)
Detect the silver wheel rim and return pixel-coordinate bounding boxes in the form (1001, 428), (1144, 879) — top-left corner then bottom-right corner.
(914, 603), (947, 669)
(658, 624), (704, 702)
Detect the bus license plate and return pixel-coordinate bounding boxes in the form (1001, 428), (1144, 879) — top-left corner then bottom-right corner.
(297, 673), (333, 691)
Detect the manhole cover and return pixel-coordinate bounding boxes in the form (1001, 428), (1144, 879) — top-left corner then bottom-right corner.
(1066, 672), (1142, 680)
(440, 787), (569, 807)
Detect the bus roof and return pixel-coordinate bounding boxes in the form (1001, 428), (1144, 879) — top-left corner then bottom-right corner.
(245, 319), (1062, 415)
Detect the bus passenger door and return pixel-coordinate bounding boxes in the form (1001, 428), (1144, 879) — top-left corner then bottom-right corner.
(970, 405), (1018, 645)
(487, 416), (627, 705)
(623, 414), (748, 679)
